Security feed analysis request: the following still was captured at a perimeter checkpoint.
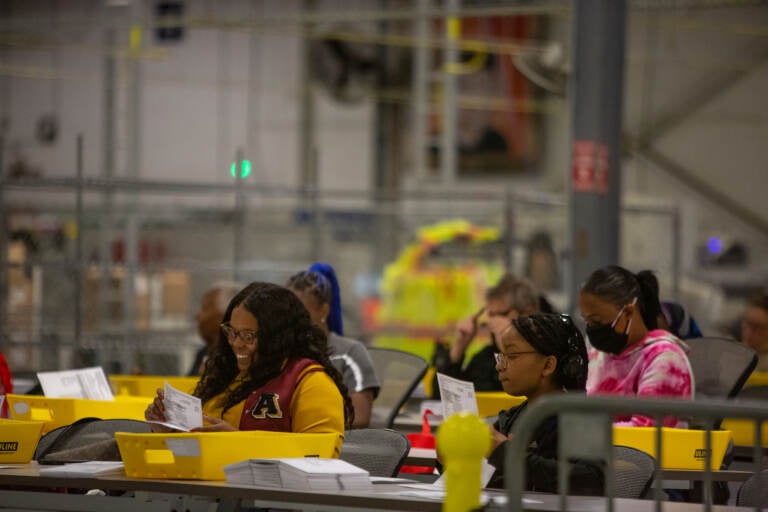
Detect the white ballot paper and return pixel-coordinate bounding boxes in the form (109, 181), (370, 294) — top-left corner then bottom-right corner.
(435, 372), (478, 419)
(146, 382), (203, 432)
(37, 367), (114, 400)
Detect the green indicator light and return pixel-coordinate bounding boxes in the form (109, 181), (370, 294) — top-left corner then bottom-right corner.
(230, 162), (237, 178)
(241, 159), (252, 178)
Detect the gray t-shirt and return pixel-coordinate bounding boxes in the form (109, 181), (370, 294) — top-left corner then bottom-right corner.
(328, 332), (381, 398)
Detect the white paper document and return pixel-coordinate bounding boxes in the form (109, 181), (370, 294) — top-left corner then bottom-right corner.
(146, 382), (203, 432)
(37, 367), (114, 400)
(435, 372), (478, 418)
(402, 458), (495, 491)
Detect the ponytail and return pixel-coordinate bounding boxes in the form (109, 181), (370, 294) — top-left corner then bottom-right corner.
(635, 270), (661, 330)
(308, 262), (344, 336)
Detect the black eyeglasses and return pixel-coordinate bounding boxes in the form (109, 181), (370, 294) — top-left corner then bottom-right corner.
(220, 323), (258, 346)
(493, 351), (538, 370)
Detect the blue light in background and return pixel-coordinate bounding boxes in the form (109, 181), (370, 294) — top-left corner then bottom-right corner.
(706, 236), (723, 255)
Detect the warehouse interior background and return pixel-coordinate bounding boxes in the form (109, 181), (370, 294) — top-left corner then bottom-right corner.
(1, 0), (767, 376)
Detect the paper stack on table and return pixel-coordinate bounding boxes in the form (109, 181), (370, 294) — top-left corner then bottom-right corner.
(38, 461), (124, 477)
(223, 458), (372, 491)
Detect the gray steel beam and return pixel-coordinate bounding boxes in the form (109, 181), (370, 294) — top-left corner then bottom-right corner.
(569, 0), (627, 302)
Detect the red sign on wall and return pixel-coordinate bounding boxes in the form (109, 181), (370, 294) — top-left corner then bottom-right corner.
(572, 140), (610, 195)
(572, 140), (595, 192)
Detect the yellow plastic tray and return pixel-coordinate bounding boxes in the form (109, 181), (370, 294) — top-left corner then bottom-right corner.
(109, 375), (199, 397)
(116, 430), (340, 480)
(0, 418), (45, 463)
(613, 426), (732, 470)
(6, 394), (150, 434)
(719, 418), (768, 447)
(745, 372), (768, 387)
(475, 392), (526, 418)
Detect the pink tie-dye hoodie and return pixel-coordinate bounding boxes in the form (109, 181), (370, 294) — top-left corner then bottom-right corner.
(586, 329), (695, 427)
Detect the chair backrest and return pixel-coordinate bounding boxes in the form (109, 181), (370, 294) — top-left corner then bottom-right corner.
(686, 337), (757, 399)
(736, 385), (768, 401)
(737, 469), (768, 507)
(339, 428), (411, 477)
(612, 445), (656, 499)
(367, 348), (428, 429)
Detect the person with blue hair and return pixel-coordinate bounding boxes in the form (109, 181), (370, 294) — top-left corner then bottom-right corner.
(287, 263), (380, 428)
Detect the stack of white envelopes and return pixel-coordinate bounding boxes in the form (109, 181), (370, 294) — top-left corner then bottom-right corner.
(223, 458), (372, 491)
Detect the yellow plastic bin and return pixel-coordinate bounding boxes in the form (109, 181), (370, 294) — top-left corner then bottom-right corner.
(116, 430), (339, 480)
(613, 426), (732, 470)
(109, 375), (199, 397)
(745, 372), (768, 387)
(719, 418), (768, 448)
(475, 392), (526, 418)
(6, 394), (150, 434)
(0, 418), (45, 463)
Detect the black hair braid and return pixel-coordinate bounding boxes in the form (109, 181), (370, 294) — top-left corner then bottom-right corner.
(193, 282), (354, 429)
(512, 313), (588, 391)
(286, 271), (332, 305)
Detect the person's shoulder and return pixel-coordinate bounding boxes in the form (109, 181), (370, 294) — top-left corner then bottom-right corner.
(641, 330), (690, 358)
(328, 332), (368, 353)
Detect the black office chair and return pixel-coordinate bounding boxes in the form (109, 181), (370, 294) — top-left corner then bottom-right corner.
(339, 428), (411, 477)
(612, 445), (656, 499)
(687, 336), (757, 400)
(367, 348), (428, 429)
(737, 469), (768, 507)
(736, 385), (768, 401)
(686, 336), (757, 429)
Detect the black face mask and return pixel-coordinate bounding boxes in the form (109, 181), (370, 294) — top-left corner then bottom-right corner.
(586, 304), (633, 355)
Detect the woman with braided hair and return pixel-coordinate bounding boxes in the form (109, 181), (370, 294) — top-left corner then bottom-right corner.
(485, 313), (603, 494)
(145, 282), (351, 455)
(287, 263), (380, 428)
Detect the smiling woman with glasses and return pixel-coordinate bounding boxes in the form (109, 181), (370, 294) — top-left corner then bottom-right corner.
(144, 282), (352, 456)
(483, 313), (603, 495)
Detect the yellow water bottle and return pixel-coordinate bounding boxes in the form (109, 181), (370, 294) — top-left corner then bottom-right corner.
(436, 412), (490, 512)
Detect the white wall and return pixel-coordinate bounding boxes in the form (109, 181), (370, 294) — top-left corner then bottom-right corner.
(622, 6), (768, 274)
(1, 0), (374, 195)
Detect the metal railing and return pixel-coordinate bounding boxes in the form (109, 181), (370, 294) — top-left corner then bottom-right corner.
(505, 394), (768, 512)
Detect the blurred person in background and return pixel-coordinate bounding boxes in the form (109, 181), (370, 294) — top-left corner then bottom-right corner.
(146, 282), (352, 455)
(188, 282), (243, 376)
(742, 291), (768, 372)
(579, 266), (693, 428)
(432, 274), (540, 396)
(287, 263), (380, 428)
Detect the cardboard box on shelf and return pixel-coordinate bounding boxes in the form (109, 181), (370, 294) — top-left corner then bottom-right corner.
(161, 270), (190, 318)
(82, 266), (150, 330)
(6, 242), (34, 332)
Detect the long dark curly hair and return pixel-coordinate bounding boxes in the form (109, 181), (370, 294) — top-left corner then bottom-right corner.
(193, 281), (354, 428)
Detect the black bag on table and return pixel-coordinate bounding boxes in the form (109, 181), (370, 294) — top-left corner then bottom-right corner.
(35, 417), (151, 464)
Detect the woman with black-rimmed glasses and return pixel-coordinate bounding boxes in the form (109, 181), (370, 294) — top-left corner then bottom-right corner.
(144, 282), (351, 455)
(485, 313), (603, 494)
